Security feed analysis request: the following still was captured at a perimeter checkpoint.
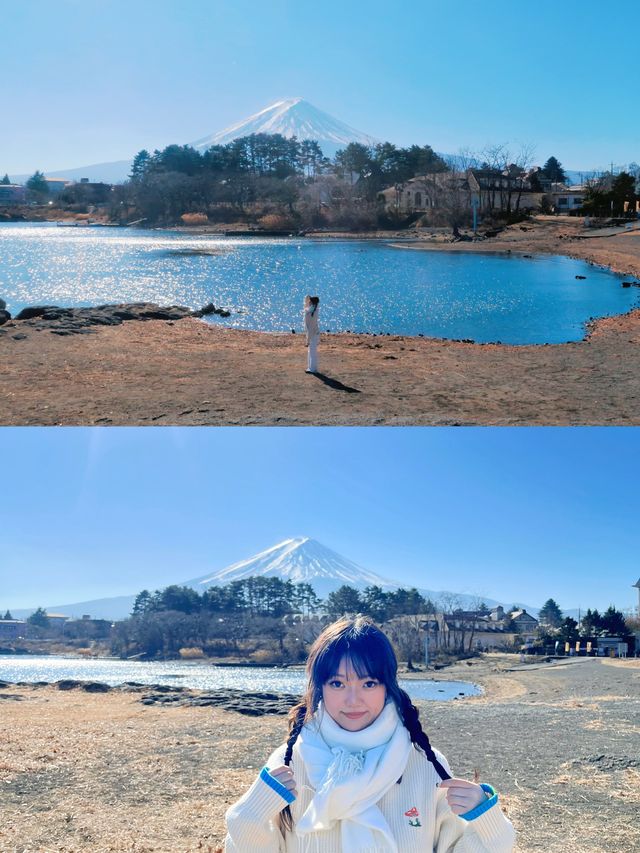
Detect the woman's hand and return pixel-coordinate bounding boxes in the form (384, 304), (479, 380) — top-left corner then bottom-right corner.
(268, 764), (298, 799)
(439, 778), (488, 816)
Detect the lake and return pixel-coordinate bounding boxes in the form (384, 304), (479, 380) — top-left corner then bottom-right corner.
(1, 222), (637, 344)
(0, 654), (480, 700)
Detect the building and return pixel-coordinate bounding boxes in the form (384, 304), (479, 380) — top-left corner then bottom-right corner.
(548, 183), (586, 214)
(379, 167), (543, 218)
(0, 619), (27, 640)
(509, 609), (539, 634)
(0, 184), (27, 205)
(44, 177), (72, 196)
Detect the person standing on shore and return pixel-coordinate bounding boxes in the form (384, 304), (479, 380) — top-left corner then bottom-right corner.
(225, 616), (515, 853)
(303, 295), (320, 374)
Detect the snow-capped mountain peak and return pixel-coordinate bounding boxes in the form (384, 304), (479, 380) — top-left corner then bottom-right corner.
(190, 98), (380, 157)
(186, 536), (397, 598)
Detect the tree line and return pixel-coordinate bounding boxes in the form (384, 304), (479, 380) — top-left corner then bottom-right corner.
(536, 597), (632, 646)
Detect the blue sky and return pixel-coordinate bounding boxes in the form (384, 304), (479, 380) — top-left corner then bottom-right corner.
(2, 0), (639, 175)
(1, 427), (638, 614)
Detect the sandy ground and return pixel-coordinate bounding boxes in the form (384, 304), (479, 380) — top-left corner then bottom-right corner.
(2, 218), (640, 426)
(1, 655), (638, 852)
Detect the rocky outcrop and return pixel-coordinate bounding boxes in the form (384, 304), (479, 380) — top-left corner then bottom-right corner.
(140, 688), (298, 716)
(0, 301), (231, 337)
(0, 679), (298, 714)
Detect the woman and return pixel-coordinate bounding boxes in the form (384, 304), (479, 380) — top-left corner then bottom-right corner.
(303, 295), (320, 374)
(225, 616), (515, 852)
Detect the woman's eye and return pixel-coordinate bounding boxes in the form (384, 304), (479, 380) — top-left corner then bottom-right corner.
(327, 680), (343, 688)
(364, 680), (379, 688)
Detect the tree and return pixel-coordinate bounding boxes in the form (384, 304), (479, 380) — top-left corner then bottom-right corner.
(1, 173), (10, 185)
(26, 170), (49, 198)
(334, 143), (374, 185)
(610, 172), (637, 216)
(155, 585), (202, 614)
(130, 150), (152, 182)
(326, 585), (363, 620)
(387, 615), (424, 669)
(538, 599), (563, 629)
(132, 590), (153, 616)
(541, 156), (567, 185)
(361, 585), (389, 621)
(3, 610), (13, 619)
(558, 617), (579, 644)
(27, 607), (49, 628)
(600, 605), (630, 637)
(580, 608), (603, 636)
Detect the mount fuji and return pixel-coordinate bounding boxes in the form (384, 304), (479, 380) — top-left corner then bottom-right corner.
(12, 99), (379, 184)
(184, 537), (396, 600)
(12, 537), (534, 621)
(190, 98), (379, 158)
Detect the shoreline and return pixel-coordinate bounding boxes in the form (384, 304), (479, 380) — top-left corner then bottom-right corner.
(2, 216), (640, 426)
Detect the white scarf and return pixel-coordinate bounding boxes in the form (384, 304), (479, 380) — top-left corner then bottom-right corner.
(295, 702), (412, 853)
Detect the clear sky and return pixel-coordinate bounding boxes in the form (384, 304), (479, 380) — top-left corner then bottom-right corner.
(1, 427), (638, 614)
(2, 0), (639, 176)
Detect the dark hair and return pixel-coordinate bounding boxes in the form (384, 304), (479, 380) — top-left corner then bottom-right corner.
(309, 296), (319, 306)
(278, 616), (450, 833)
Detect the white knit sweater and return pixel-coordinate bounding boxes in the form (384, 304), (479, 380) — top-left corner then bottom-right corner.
(225, 743), (516, 852)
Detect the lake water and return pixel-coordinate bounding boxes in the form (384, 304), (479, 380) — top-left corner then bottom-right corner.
(1, 222), (637, 344)
(0, 655), (480, 700)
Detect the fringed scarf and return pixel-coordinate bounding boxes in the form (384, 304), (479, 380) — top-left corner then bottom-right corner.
(295, 702), (411, 853)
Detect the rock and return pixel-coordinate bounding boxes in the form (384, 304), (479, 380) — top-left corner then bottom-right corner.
(575, 275), (587, 280)
(14, 305), (59, 321)
(192, 302), (232, 318)
(12, 333), (27, 341)
(55, 679), (83, 690)
(7, 302), (212, 336)
(0, 298), (6, 309)
(0, 309), (11, 325)
(82, 681), (111, 693)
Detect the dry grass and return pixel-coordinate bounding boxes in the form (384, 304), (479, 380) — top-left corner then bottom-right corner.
(0, 688), (285, 851)
(2, 656), (639, 852)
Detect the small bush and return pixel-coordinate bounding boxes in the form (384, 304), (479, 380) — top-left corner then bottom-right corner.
(257, 213), (295, 231)
(179, 646), (205, 659)
(180, 212), (209, 225)
(76, 647), (95, 657)
(249, 648), (281, 665)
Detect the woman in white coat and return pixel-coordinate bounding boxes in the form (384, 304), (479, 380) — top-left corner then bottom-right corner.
(303, 295), (320, 374)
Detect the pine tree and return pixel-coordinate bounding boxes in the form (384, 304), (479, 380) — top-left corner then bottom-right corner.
(1, 173), (10, 185)
(541, 157), (567, 185)
(26, 171), (49, 196)
(27, 607), (49, 628)
(539, 598), (563, 628)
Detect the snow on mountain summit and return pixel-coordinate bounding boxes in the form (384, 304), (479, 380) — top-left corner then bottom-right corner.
(186, 537), (397, 599)
(190, 98), (379, 157)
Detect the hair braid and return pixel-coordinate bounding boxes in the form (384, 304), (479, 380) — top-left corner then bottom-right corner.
(278, 703), (307, 836)
(397, 689), (451, 781)
(284, 703), (307, 765)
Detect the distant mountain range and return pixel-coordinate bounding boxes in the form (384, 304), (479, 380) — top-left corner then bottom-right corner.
(9, 98), (378, 184)
(11, 536), (539, 621)
(9, 97), (606, 186)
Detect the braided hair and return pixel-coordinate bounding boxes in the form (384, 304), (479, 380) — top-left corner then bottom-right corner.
(277, 616), (450, 835)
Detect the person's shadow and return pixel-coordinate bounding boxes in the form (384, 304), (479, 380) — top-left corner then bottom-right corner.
(311, 372), (361, 394)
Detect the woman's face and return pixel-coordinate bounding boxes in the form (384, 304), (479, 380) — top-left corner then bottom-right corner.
(321, 656), (386, 731)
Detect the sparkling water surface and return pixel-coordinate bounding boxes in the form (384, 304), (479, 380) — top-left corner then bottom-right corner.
(1, 222), (637, 344)
(0, 655), (480, 700)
